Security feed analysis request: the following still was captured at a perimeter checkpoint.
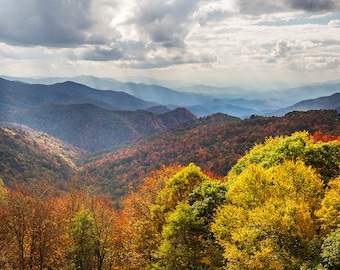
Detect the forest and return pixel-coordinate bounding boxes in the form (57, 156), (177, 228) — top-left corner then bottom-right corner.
(1, 131), (340, 269)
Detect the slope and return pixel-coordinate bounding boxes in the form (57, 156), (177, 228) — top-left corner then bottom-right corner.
(0, 104), (196, 152)
(271, 92), (340, 116)
(0, 126), (84, 193)
(84, 110), (340, 200)
(0, 77), (157, 112)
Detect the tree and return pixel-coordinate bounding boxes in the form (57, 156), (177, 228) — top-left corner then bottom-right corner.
(156, 202), (206, 269)
(152, 163), (211, 225)
(119, 163), (217, 269)
(67, 208), (98, 270)
(317, 177), (340, 233)
(155, 179), (228, 269)
(212, 160), (324, 269)
(0, 178), (6, 202)
(316, 177), (340, 269)
(117, 165), (183, 269)
(63, 177), (118, 270)
(321, 227), (340, 269)
(0, 189), (35, 270)
(228, 131), (340, 185)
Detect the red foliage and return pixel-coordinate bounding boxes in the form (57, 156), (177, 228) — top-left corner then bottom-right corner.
(311, 130), (340, 142)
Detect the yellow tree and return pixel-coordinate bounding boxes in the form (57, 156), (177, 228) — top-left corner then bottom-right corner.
(228, 131), (340, 185)
(117, 165), (183, 269)
(316, 177), (340, 269)
(317, 177), (340, 233)
(212, 160), (324, 269)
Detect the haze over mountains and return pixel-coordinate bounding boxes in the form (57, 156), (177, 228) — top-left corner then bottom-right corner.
(2, 75), (340, 118)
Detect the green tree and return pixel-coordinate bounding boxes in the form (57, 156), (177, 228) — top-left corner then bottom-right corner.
(0, 178), (6, 202)
(151, 163), (211, 236)
(156, 203), (205, 269)
(68, 208), (98, 270)
(228, 131), (340, 184)
(148, 163), (217, 269)
(316, 177), (340, 269)
(321, 227), (340, 269)
(155, 179), (228, 269)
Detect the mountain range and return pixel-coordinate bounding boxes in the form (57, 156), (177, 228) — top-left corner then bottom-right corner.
(270, 92), (340, 116)
(1, 75), (340, 154)
(2, 75), (340, 118)
(0, 78), (158, 112)
(0, 103), (195, 152)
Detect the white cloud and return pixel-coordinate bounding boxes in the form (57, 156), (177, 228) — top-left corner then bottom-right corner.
(328, 20), (340, 27)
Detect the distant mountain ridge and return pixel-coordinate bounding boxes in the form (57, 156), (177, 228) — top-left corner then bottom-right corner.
(0, 103), (196, 152)
(1, 75), (208, 106)
(270, 92), (340, 116)
(0, 76), (283, 118)
(1, 76), (340, 118)
(0, 77), (157, 112)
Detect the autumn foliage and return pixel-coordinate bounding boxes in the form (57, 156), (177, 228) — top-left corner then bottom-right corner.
(1, 129), (340, 269)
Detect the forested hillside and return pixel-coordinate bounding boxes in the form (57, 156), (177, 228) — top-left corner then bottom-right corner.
(2, 110), (340, 201)
(85, 110), (340, 200)
(0, 126), (84, 193)
(1, 132), (340, 269)
(0, 104), (196, 152)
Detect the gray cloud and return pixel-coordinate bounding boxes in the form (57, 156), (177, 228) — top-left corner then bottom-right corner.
(82, 45), (123, 61)
(235, 0), (340, 15)
(288, 0), (338, 12)
(133, 0), (200, 48)
(273, 40), (291, 58)
(237, 0), (285, 14)
(325, 59), (340, 69)
(265, 40), (293, 63)
(0, 0), (96, 47)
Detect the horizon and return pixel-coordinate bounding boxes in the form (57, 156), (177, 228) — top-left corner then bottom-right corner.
(0, 1), (339, 89)
(1, 73), (340, 91)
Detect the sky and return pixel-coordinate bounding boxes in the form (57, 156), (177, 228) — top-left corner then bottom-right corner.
(0, 0), (340, 88)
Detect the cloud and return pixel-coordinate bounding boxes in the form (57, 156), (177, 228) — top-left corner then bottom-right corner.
(305, 58), (340, 71)
(237, 0), (286, 14)
(328, 20), (340, 27)
(195, 1), (238, 25)
(82, 45), (123, 61)
(263, 40), (293, 63)
(234, 0), (340, 15)
(132, 0), (200, 48)
(0, 0), (339, 85)
(287, 0), (338, 12)
(272, 40), (292, 58)
(122, 50), (217, 69)
(0, 0), (98, 47)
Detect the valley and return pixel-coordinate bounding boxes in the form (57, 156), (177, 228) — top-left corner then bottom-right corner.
(1, 76), (340, 269)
